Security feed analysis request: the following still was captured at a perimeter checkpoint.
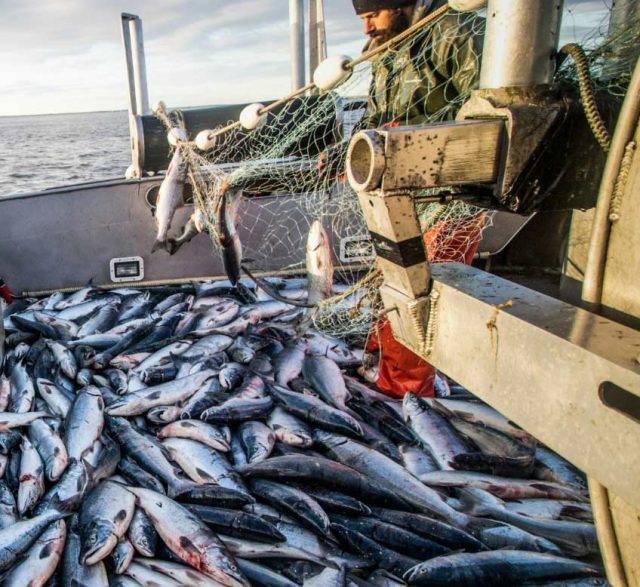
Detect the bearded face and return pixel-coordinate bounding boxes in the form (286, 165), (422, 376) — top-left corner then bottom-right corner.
(361, 9), (410, 49)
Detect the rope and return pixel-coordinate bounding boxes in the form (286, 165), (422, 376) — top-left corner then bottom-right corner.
(177, 5), (452, 146)
(560, 43), (612, 152)
(317, 268), (382, 310)
(609, 140), (637, 222)
(424, 288), (440, 356)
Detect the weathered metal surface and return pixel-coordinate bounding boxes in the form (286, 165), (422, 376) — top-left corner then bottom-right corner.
(0, 179), (359, 294)
(289, 0), (305, 91)
(410, 263), (640, 512)
(121, 13), (149, 178)
(480, 0), (564, 89)
(458, 90), (608, 213)
(354, 121), (504, 192)
(380, 285), (431, 356)
(356, 191), (430, 298)
(601, 126), (640, 324)
(586, 96), (640, 587)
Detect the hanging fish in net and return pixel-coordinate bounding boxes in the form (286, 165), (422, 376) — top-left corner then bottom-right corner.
(169, 209), (207, 256)
(150, 102), (189, 254)
(216, 181), (243, 286)
(306, 219), (334, 306)
(151, 145), (187, 254)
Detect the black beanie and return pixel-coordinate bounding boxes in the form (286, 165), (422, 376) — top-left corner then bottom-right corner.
(352, 0), (414, 14)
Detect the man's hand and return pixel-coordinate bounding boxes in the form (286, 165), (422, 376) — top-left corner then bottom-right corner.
(317, 151), (330, 176)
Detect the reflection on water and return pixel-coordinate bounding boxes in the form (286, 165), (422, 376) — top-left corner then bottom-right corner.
(0, 111), (130, 197)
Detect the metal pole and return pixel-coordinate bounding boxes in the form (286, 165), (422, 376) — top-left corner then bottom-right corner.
(120, 14), (138, 116)
(316, 0), (327, 63)
(581, 54), (640, 310)
(609, 0), (640, 37)
(480, 0), (564, 89)
(309, 0), (319, 77)
(308, 0), (327, 77)
(607, 0), (640, 77)
(128, 16), (150, 116)
(289, 0), (306, 91)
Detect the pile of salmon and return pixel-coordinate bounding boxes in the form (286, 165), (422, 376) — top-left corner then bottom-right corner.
(0, 279), (607, 586)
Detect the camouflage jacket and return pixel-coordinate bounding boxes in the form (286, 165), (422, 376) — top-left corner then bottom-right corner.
(365, 3), (482, 127)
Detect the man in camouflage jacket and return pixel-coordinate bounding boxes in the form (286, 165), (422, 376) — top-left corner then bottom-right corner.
(352, 0), (485, 398)
(354, 0), (482, 126)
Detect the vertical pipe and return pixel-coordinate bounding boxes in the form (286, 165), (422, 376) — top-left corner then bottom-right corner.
(480, 0), (564, 89)
(609, 0), (640, 37)
(607, 0), (640, 77)
(308, 0), (327, 76)
(309, 0), (319, 77)
(289, 0), (306, 91)
(316, 0), (327, 63)
(128, 16), (150, 116)
(120, 13), (146, 177)
(120, 14), (138, 116)
(581, 54), (640, 309)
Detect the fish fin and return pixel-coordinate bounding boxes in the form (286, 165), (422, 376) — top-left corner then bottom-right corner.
(456, 488), (497, 516)
(430, 398), (458, 419)
(44, 493), (72, 514)
(81, 456), (96, 481)
(559, 504), (590, 520)
(168, 480), (198, 499)
(343, 405), (362, 422)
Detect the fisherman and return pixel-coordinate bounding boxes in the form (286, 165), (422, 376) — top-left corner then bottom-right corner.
(350, 0), (485, 397)
(354, 0), (480, 127)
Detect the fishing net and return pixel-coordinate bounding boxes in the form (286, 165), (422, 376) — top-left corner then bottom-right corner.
(172, 7), (488, 339)
(160, 1), (637, 340)
(561, 0), (640, 99)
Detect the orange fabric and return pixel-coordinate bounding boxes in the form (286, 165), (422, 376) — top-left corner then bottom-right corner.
(368, 213), (485, 397)
(424, 213), (486, 265)
(367, 319), (435, 398)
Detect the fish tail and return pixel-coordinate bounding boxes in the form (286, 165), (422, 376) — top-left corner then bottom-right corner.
(167, 239), (180, 256)
(151, 238), (170, 254)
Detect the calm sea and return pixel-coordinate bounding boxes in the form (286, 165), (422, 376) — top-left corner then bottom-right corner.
(0, 111), (130, 197)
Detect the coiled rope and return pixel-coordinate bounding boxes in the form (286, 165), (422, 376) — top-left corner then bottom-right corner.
(608, 140), (637, 222)
(560, 43), (612, 152)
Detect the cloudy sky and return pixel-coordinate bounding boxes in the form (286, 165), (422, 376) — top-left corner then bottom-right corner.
(0, 0), (611, 116)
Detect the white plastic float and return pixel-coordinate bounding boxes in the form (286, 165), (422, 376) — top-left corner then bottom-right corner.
(313, 55), (353, 92)
(239, 103), (268, 131)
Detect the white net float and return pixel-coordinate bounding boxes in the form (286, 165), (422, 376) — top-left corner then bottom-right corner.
(124, 165), (137, 180)
(239, 103), (268, 131)
(195, 129), (218, 152)
(313, 55), (353, 92)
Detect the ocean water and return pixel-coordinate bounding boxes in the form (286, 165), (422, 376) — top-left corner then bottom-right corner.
(0, 111), (130, 197)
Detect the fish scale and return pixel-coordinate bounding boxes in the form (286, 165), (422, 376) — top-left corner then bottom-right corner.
(0, 279), (604, 585)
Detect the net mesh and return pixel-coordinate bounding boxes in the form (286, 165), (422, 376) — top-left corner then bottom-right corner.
(561, 0), (640, 99)
(159, 1), (638, 340)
